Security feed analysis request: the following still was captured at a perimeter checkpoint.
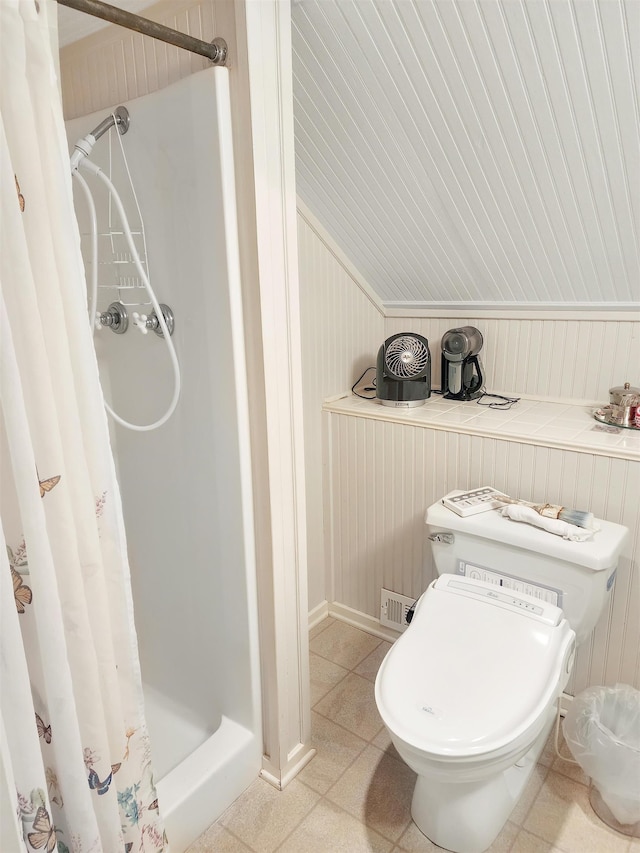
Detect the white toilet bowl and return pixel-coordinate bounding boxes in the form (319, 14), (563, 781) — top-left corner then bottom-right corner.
(374, 493), (628, 853)
(375, 575), (576, 853)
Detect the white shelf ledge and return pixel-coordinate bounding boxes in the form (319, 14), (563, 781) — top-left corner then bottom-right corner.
(323, 393), (640, 462)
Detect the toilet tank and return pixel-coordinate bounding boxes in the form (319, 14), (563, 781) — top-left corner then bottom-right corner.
(425, 497), (629, 646)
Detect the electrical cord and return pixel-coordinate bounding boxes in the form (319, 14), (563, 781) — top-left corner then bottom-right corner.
(405, 598), (419, 624)
(475, 388), (520, 410)
(351, 370), (519, 410)
(553, 702), (579, 764)
(352, 366), (377, 399)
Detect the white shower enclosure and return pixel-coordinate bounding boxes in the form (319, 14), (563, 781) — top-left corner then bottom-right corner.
(66, 67), (262, 852)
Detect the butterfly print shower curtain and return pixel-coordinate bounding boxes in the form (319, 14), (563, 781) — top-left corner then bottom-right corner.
(0, 2), (166, 850)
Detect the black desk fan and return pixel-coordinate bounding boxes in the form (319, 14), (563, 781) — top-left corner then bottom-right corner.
(376, 333), (431, 408)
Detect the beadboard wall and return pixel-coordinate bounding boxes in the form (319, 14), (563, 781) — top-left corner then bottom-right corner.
(324, 413), (639, 695)
(298, 209), (384, 608)
(298, 209), (639, 695)
(384, 315), (640, 404)
(59, 0), (236, 118)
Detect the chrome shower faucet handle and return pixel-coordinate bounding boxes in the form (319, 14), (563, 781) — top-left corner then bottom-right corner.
(132, 304), (175, 338)
(96, 301), (128, 334)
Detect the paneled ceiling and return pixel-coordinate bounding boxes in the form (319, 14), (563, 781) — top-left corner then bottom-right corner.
(292, 0), (640, 309)
(56, 0), (640, 309)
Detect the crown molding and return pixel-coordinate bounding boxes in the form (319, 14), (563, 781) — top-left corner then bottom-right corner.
(383, 302), (640, 322)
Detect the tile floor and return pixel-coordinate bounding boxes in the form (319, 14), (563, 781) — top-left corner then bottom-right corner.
(187, 618), (638, 853)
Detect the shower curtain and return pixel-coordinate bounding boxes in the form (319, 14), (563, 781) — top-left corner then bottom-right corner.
(0, 2), (166, 850)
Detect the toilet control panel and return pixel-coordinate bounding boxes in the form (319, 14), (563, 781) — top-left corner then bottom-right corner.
(449, 580), (544, 615)
(456, 561), (562, 607)
(443, 577), (562, 626)
(441, 487), (509, 517)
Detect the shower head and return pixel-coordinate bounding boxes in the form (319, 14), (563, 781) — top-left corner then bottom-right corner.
(89, 106), (130, 142)
(70, 106), (130, 172)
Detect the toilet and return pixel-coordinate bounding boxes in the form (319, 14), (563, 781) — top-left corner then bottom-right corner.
(374, 493), (629, 853)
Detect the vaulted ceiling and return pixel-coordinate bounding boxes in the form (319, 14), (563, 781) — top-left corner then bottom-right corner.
(291, 0), (639, 309)
(56, 0), (639, 309)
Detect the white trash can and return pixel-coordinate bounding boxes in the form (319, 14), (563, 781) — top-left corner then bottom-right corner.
(564, 683), (640, 837)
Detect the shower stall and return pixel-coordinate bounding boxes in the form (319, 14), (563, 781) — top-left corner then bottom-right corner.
(66, 67), (262, 851)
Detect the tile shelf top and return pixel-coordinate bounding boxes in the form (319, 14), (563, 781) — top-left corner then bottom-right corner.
(323, 393), (640, 462)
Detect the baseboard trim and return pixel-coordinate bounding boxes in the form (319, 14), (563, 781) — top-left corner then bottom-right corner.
(311, 601), (578, 711)
(308, 599), (329, 630)
(327, 601), (403, 642)
(260, 744), (316, 791)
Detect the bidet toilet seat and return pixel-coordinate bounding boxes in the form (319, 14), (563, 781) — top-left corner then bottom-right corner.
(375, 576), (575, 764)
(374, 499), (627, 853)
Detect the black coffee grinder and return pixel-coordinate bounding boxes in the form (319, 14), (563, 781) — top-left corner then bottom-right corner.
(441, 326), (484, 400)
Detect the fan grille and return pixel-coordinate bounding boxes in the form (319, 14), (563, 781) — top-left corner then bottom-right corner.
(384, 335), (429, 378)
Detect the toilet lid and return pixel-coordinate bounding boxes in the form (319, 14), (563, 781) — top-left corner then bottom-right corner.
(375, 576), (575, 757)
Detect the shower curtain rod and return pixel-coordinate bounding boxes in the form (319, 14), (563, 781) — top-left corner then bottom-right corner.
(57, 0), (227, 65)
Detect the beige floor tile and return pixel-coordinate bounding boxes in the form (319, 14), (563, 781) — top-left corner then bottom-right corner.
(186, 823), (253, 852)
(298, 711), (368, 794)
(509, 764), (549, 826)
(524, 770), (631, 853)
(549, 727), (590, 786)
(551, 754), (591, 787)
(310, 652), (349, 706)
(190, 636), (640, 853)
(278, 798), (394, 853)
(486, 820), (521, 852)
(309, 616), (336, 641)
(539, 725), (560, 769)
(354, 641), (393, 682)
(219, 777), (319, 853)
(314, 672), (385, 741)
(186, 713), (633, 853)
(510, 828), (554, 852)
(310, 620), (382, 670)
(326, 744), (416, 843)
(372, 725), (400, 756)
(395, 819), (441, 851)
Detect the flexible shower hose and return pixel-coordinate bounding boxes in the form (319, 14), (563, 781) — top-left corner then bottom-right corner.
(72, 160), (181, 431)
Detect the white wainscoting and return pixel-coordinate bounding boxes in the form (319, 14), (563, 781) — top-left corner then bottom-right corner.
(324, 409), (639, 695)
(384, 315), (640, 404)
(298, 209), (385, 608)
(297, 203), (639, 620)
(297, 204), (639, 696)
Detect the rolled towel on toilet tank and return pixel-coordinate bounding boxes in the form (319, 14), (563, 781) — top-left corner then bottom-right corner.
(495, 494), (595, 529)
(500, 505), (596, 542)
